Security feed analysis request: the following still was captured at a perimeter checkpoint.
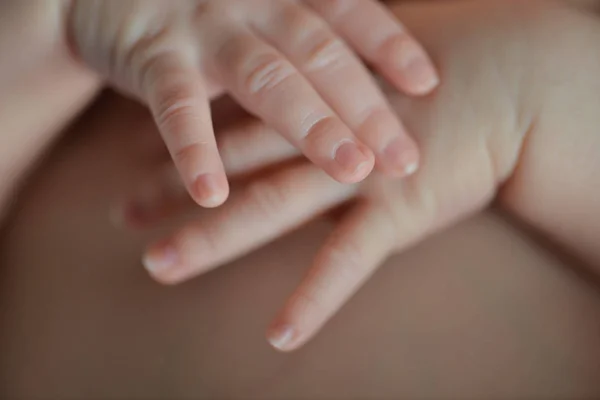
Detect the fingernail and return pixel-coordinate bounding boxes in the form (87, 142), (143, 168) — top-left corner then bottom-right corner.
(396, 43), (439, 94)
(143, 242), (179, 273)
(382, 138), (420, 177)
(268, 325), (296, 351)
(194, 173), (227, 208)
(404, 159), (419, 176)
(334, 141), (372, 178)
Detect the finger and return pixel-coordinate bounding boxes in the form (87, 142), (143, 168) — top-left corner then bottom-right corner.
(217, 117), (299, 177)
(267, 202), (396, 351)
(252, 0), (420, 177)
(141, 51), (229, 207)
(304, 0), (439, 96)
(112, 119), (299, 229)
(142, 163), (357, 284)
(202, 24), (375, 183)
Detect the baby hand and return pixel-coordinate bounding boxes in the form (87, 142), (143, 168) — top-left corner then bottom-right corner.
(66, 0), (438, 207)
(113, 0), (600, 351)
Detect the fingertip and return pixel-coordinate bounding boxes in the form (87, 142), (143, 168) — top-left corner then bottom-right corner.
(143, 238), (197, 286)
(385, 35), (439, 96)
(378, 137), (421, 178)
(332, 141), (375, 183)
(192, 173), (230, 208)
(401, 58), (439, 96)
(267, 323), (299, 352)
(143, 240), (180, 276)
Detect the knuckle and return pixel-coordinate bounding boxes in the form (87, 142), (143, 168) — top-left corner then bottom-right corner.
(282, 6), (348, 72)
(123, 22), (171, 81)
(373, 202), (402, 242)
(293, 289), (324, 314)
(304, 34), (347, 72)
(172, 143), (203, 170)
(200, 226), (222, 257)
(303, 116), (339, 147)
(319, 0), (358, 20)
(139, 53), (177, 93)
(242, 53), (295, 97)
(145, 67), (202, 147)
(322, 238), (364, 276)
(244, 178), (289, 218)
(155, 96), (197, 133)
(175, 224), (220, 257)
(172, 225), (197, 254)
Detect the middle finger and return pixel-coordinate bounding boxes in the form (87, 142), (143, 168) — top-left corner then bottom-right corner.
(250, 0), (420, 177)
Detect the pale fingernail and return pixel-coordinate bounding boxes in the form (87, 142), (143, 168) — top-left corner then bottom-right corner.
(143, 243), (179, 273)
(404, 160), (418, 176)
(268, 325), (296, 352)
(334, 141), (372, 179)
(193, 173), (227, 208)
(382, 138), (420, 177)
(397, 43), (439, 94)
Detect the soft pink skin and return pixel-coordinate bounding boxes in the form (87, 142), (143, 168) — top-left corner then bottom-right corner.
(0, 0), (100, 220)
(65, 0), (438, 206)
(115, 0), (600, 351)
(0, 2), (599, 398)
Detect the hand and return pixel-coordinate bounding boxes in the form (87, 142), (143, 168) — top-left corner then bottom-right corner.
(113, 0), (600, 350)
(67, 0), (438, 207)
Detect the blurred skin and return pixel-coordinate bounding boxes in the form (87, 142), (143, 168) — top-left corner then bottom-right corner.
(3, 2), (600, 398)
(66, 0), (438, 207)
(0, 0), (99, 221)
(113, 0), (600, 351)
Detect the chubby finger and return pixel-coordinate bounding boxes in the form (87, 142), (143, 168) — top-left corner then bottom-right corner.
(141, 51), (228, 207)
(304, 0), (439, 96)
(202, 23), (375, 183)
(253, 0), (420, 177)
(267, 201), (396, 351)
(112, 119), (299, 229)
(142, 163), (357, 284)
(217, 117), (299, 177)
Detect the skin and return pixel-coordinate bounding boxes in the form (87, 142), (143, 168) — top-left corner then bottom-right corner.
(0, 0), (600, 397)
(3, 50), (600, 400)
(116, 0), (600, 351)
(0, 0), (99, 222)
(4, 145), (600, 399)
(66, 0), (438, 207)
